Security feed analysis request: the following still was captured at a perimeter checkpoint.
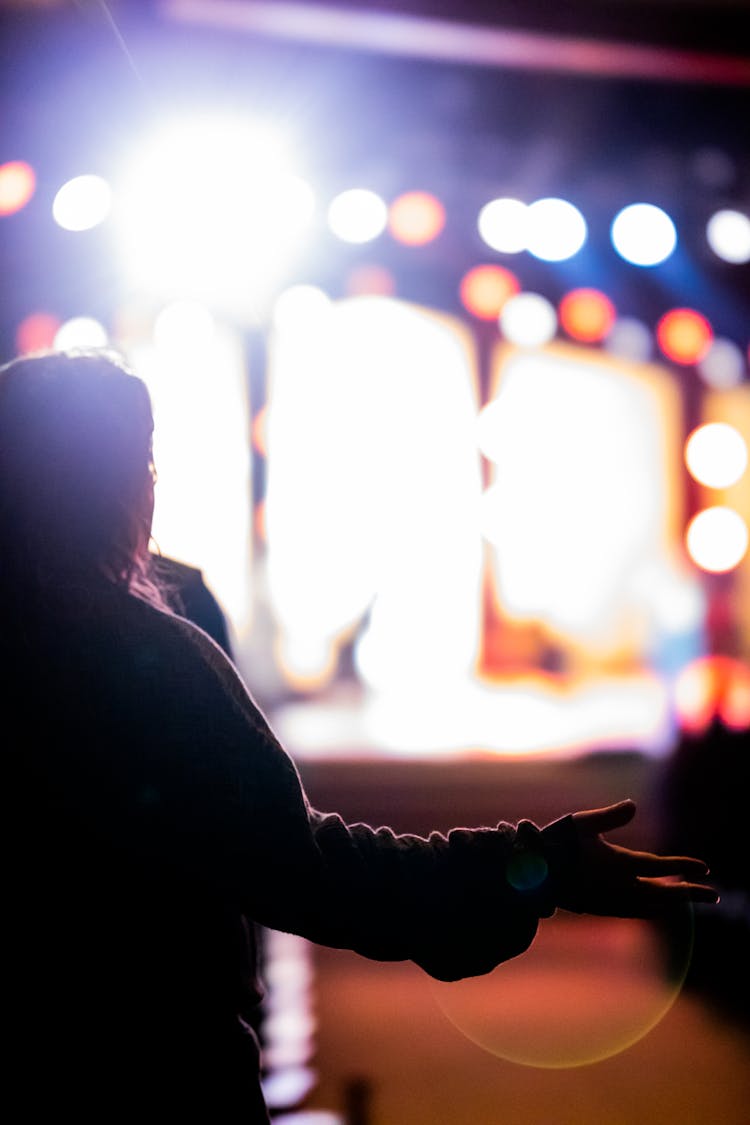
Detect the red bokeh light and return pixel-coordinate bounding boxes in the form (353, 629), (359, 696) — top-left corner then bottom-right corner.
(459, 265), (520, 321)
(656, 308), (713, 365)
(674, 655), (750, 733)
(15, 312), (61, 355)
(0, 160), (36, 216)
(388, 191), (446, 246)
(559, 288), (616, 343)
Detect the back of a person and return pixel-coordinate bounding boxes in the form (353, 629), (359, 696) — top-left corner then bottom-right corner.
(4, 584), (267, 1120)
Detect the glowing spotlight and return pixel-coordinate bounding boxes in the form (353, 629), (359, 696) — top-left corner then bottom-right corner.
(272, 285), (332, 331)
(559, 289), (615, 343)
(388, 191), (445, 245)
(611, 203), (676, 266)
(604, 317), (653, 362)
(52, 174), (112, 231)
(115, 115), (315, 313)
(0, 160), (36, 216)
(685, 422), (747, 489)
(54, 316), (108, 350)
(656, 308), (713, 365)
(706, 209), (750, 264)
(153, 300), (215, 352)
(500, 292), (557, 347)
(15, 311), (61, 354)
(686, 507), (748, 573)
(698, 338), (746, 389)
(459, 264), (519, 320)
(477, 198), (528, 254)
(327, 188), (387, 243)
(525, 198), (587, 261)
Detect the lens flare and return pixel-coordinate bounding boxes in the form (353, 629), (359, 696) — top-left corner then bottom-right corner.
(431, 911), (693, 1069)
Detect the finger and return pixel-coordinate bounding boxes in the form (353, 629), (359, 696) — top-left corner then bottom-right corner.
(611, 848), (710, 877)
(636, 877), (720, 904)
(574, 799), (636, 834)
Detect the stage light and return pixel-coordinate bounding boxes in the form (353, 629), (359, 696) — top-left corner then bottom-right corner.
(559, 288), (616, 343)
(53, 316), (108, 350)
(388, 190), (445, 245)
(0, 160), (36, 216)
(656, 308), (713, 365)
(477, 197), (527, 253)
(500, 292), (557, 347)
(459, 264), (519, 320)
(611, 203), (677, 266)
(115, 115), (315, 313)
(52, 174), (112, 231)
(153, 300), (215, 352)
(272, 285), (332, 330)
(685, 422), (747, 489)
(674, 656), (750, 733)
(525, 198), (586, 261)
(686, 506), (748, 573)
(706, 208), (750, 264)
(604, 317), (653, 362)
(344, 263), (396, 297)
(327, 188), (387, 243)
(698, 338), (746, 389)
(480, 348), (671, 647)
(15, 311), (61, 354)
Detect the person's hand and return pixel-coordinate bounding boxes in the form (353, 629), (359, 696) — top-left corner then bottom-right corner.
(556, 799), (719, 918)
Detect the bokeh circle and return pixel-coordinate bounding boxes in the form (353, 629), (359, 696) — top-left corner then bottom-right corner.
(430, 909), (694, 1069)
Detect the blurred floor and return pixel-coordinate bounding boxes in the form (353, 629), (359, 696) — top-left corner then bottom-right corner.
(305, 921), (750, 1125)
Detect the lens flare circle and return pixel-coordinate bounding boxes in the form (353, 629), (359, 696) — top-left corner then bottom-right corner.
(431, 911), (693, 1069)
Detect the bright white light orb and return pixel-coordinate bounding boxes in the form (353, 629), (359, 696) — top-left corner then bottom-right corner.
(611, 203), (677, 266)
(52, 174), (112, 231)
(53, 316), (108, 350)
(115, 116), (315, 313)
(153, 300), (215, 352)
(604, 317), (653, 362)
(327, 188), (387, 243)
(477, 197), (528, 253)
(525, 198), (587, 261)
(272, 284), (332, 331)
(500, 292), (557, 347)
(685, 422), (748, 489)
(706, 209), (750, 264)
(697, 338), (746, 389)
(686, 507), (748, 573)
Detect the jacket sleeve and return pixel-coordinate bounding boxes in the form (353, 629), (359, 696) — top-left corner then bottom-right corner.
(123, 615), (580, 983)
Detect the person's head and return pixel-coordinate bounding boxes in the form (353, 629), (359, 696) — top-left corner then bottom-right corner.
(0, 349), (158, 599)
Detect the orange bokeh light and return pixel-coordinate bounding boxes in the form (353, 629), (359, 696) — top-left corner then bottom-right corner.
(388, 191), (446, 246)
(0, 160), (36, 216)
(674, 655), (750, 733)
(656, 308), (713, 365)
(15, 312), (61, 355)
(459, 265), (520, 321)
(251, 405), (268, 457)
(559, 288), (616, 343)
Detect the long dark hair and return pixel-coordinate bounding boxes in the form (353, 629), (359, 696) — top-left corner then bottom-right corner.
(0, 349), (166, 608)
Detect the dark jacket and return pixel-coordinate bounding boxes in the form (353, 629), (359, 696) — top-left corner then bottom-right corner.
(4, 583), (575, 1121)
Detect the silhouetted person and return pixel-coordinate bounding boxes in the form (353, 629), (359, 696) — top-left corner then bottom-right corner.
(0, 351), (717, 1123)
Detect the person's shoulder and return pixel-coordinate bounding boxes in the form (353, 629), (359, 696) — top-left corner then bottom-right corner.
(126, 592), (254, 712)
(151, 554), (204, 590)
